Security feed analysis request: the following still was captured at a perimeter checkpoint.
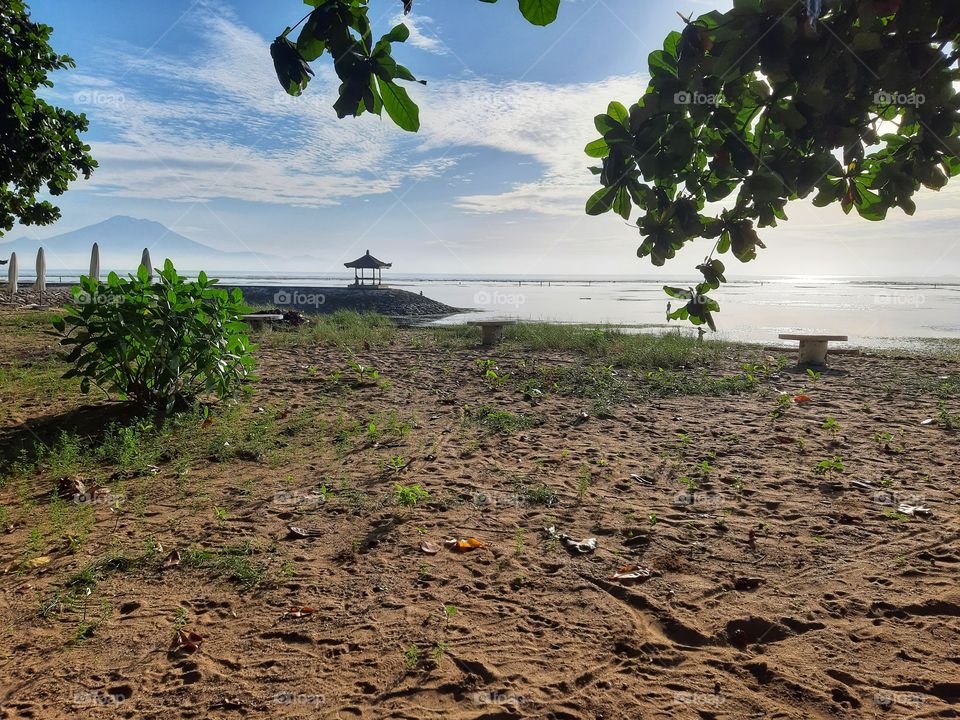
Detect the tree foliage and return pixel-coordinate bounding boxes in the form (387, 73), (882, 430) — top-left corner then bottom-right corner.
(0, 0), (96, 234)
(272, 0), (559, 132)
(273, 1), (960, 327)
(586, 0), (960, 329)
(53, 262), (256, 413)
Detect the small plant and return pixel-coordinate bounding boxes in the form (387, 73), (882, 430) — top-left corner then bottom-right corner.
(883, 509), (910, 522)
(648, 512), (658, 526)
(577, 465), (591, 500)
(513, 528), (525, 555)
(430, 641), (448, 663)
(403, 644), (420, 670)
(442, 604), (457, 625)
(53, 262), (255, 412)
(213, 506), (228, 524)
(384, 455), (406, 474)
(770, 393), (792, 419)
(346, 358), (380, 384)
(795, 437), (807, 452)
(814, 456), (844, 476)
(395, 483), (429, 507)
(937, 401), (958, 430)
(806, 368), (822, 382)
(821, 416), (840, 433)
(173, 606), (188, 631)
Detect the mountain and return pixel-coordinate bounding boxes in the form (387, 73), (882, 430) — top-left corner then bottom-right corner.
(0, 216), (289, 270)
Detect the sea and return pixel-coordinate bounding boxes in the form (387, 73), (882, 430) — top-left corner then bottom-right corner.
(29, 270), (960, 350)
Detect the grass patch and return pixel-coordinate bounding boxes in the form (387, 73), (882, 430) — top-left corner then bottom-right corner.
(262, 310), (396, 349)
(639, 365), (769, 398)
(179, 541), (272, 590)
(471, 405), (537, 434)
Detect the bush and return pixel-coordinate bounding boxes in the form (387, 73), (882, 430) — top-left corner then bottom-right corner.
(53, 261), (255, 412)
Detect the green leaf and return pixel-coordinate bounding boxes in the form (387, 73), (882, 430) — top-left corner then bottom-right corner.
(518, 0), (560, 26)
(376, 77), (420, 132)
(585, 185), (618, 216)
(584, 138), (609, 158)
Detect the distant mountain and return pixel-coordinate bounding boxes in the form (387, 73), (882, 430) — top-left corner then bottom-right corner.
(0, 216), (296, 271)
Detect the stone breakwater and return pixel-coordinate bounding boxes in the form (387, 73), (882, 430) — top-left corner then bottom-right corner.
(1, 284), (467, 320)
(228, 286), (466, 318)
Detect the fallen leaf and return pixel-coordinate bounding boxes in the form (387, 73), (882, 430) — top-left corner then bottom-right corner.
(287, 525), (323, 538)
(897, 503), (931, 517)
(561, 536), (597, 554)
(173, 629), (204, 653)
(25, 556), (51, 569)
(162, 549), (181, 568)
(201, 417), (214, 429)
(276, 409), (291, 420)
(794, 394), (812, 403)
(419, 540), (440, 555)
(285, 607), (315, 618)
(609, 564), (653, 583)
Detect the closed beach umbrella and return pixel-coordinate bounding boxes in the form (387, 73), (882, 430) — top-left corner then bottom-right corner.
(7, 252), (17, 295)
(140, 248), (153, 280)
(34, 247), (46, 293)
(89, 243), (100, 283)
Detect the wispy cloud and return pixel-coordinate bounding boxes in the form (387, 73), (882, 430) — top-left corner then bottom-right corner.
(390, 13), (447, 55)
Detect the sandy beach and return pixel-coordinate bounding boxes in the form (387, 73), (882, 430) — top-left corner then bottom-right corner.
(1, 306), (958, 719)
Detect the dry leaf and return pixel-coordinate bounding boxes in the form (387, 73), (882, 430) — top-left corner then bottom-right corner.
(287, 525), (323, 538)
(276, 409), (291, 420)
(794, 394), (812, 403)
(173, 628), (204, 653)
(201, 417), (214, 429)
(609, 564), (653, 582)
(419, 540), (440, 555)
(285, 607), (315, 618)
(25, 556), (52, 569)
(162, 549), (181, 568)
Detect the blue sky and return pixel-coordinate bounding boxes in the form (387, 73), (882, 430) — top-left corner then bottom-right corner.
(9, 0), (960, 278)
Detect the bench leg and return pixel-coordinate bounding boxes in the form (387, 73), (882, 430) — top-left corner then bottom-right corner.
(480, 325), (500, 347)
(798, 340), (829, 365)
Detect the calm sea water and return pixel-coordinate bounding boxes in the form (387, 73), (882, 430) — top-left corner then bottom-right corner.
(33, 271), (960, 349)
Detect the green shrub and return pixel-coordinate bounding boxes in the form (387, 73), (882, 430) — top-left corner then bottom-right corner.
(53, 261), (255, 412)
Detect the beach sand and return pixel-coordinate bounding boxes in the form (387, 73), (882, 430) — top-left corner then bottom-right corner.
(1, 308), (958, 719)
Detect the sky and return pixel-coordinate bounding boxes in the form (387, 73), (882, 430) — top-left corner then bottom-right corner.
(7, 0), (960, 279)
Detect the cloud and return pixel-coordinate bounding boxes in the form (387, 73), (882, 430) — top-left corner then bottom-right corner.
(390, 13), (448, 55)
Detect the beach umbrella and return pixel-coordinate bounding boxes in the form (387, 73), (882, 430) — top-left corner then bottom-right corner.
(7, 252), (17, 295)
(140, 248), (153, 280)
(89, 243), (100, 283)
(34, 247), (46, 295)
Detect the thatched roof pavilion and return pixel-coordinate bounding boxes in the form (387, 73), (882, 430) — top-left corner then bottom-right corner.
(344, 250), (392, 287)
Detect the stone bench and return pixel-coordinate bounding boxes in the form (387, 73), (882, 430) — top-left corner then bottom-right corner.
(468, 319), (517, 347)
(243, 313), (284, 330)
(778, 334), (848, 365)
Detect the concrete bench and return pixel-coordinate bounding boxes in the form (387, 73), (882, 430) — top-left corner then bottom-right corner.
(243, 313), (284, 330)
(468, 319), (517, 347)
(779, 334), (848, 365)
